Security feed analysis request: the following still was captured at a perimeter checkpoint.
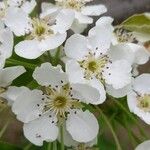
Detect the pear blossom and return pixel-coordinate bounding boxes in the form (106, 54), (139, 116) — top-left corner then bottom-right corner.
(0, 66), (26, 103)
(41, 0), (107, 33)
(0, 24), (13, 69)
(0, 0), (36, 22)
(11, 63), (100, 146)
(135, 140), (150, 150)
(127, 74), (150, 124)
(5, 6), (74, 59)
(64, 17), (132, 100)
(112, 28), (150, 68)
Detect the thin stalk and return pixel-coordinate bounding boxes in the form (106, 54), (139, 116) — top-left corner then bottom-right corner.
(95, 106), (122, 150)
(23, 143), (32, 150)
(47, 142), (52, 150)
(114, 100), (148, 139)
(60, 125), (64, 150)
(53, 140), (57, 150)
(6, 59), (36, 70)
(0, 121), (9, 138)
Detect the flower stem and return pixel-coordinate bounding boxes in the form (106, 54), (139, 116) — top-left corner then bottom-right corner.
(0, 121), (9, 138)
(95, 106), (122, 150)
(53, 141), (57, 150)
(113, 99), (148, 139)
(47, 142), (52, 150)
(23, 143), (32, 150)
(60, 125), (64, 150)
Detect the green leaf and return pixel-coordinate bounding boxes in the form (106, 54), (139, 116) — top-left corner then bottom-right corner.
(0, 141), (22, 150)
(121, 13), (150, 34)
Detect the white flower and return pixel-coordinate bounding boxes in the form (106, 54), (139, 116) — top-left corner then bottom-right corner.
(64, 17), (132, 100)
(5, 7), (74, 59)
(0, 66), (26, 102)
(11, 63), (99, 146)
(0, 0), (36, 22)
(112, 28), (150, 74)
(135, 140), (150, 150)
(58, 128), (97, 148)
(127, 74), (150, 124)
(0, 24), (13, 69)
(7, 0), (36, 14)
(41, 0), (107, 33)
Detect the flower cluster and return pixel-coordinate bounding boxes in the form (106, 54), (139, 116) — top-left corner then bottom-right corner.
(0, 0), (150, 149)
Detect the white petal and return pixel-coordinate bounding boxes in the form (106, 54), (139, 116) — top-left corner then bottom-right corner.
(109, 44), (135, 65)
(40, 33), (67, 51)
(0, 66), (26, 87)
(88, 25), (112, 53)
(71, 19), (88, 33)
(75, 12), (93, 24)
(66, 60), (84, 83)
(71, 81), (102, 104)
(51, 9), (74, 33)
(103, 60), (132, 89)
(88, 78), (106, 104)
(0, 27), (13, 59)
(12, 88), (44, 123)
(133, 74), (150, 94)
(81, 5), (107, 16)
(1, 86), (28, 105)
(21, 0), (36, 14)
(23, 114), (58, 146)
(106, 84), (132, 98)
(33, 62), (68, 87)
(15, 40), (44, 59)
(109, 43), (150, 65)
(5, 7), (31, 36)
(135, 140), (150, 150)
(128, 43), (150, 65)
(64, 34), (88, 60)
(96, 16), (114, 26)
(66, 110), (99, 143)
(58, 127), (78, 147)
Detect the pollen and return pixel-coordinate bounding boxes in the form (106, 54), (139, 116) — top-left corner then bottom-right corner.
(56, 0), (92, 11)
(137, 94), (150, 112)
(79, 52), (109, 80)
(42, 84), (82, 120)
(26, 18), (54, 41)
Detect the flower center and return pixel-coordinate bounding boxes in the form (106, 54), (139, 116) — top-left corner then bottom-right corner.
(39, 84), (82, 119)
(26, 18), (54, 41)
(137, 94), (150, 112)
(114, 28), (138, 43)
(56, 0), (91, 11)
(53, 96), (67, 108)
(79, 52), (109, 80)
(88, 61), (98, 72)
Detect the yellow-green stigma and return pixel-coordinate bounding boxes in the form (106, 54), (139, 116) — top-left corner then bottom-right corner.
(88, 61), (98, 72)
(79, 53), (109, 80)
(137, 94), (150, 112)
(53, 96), (67, 108)
(35, 25), (46, 36)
